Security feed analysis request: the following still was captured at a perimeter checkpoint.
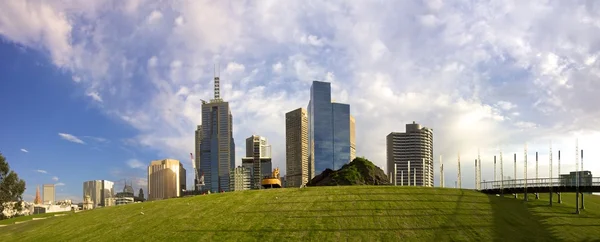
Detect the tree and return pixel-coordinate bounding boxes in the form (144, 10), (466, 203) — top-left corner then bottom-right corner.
(0, 152), (26, 219)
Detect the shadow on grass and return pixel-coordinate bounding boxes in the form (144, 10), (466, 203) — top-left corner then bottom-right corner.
(261, 199), (489, 205)
(489, 195), (558, 241)
(238, 207), (490, 213)
(180, 225), (495, 233)
(282, 192), (483, 198)
(286, 212), (491, 218)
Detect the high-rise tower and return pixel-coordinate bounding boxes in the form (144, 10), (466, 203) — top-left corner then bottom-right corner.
(241, 135), (272, 189)
(198, 66), (236, 193)
(307, 81), (355, 177)
(387, 122), (434, 187)
(286, 108), (309, 187)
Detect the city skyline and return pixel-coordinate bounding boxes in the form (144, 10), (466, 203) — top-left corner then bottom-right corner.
(2, 1), (600, 202)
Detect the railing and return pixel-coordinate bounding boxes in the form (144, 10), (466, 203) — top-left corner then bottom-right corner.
(480, 177), (600, 190)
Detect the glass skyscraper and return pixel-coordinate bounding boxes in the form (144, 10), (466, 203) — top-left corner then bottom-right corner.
(198, 75), (236, 193)
(308, 81), (355, 177)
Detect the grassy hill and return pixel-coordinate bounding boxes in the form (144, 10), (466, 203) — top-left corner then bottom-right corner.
(1, 186), (600, 241)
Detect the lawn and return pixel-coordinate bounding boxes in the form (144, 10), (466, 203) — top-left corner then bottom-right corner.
(0, 186), (599, 241)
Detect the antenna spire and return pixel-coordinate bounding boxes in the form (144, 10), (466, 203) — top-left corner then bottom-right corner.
(214, 63), (221, 101)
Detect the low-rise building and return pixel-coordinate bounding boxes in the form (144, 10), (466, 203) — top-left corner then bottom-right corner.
(229, 166), (251, 191)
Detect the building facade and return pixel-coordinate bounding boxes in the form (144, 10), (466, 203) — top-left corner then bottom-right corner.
(229, 166), (251, 191)
(387, 122), (434, 187)
(43, 184), (55, 205)
(198, 74), (235, 193)
(242, 158), (272, 189)
(147, 159), (186, 200)
(194, 125), (202, 190)
(308, 81), (355, 177)
(82, 180), (115, 208)
(285, 108), (310, 187)
(243, 135), (272, 189)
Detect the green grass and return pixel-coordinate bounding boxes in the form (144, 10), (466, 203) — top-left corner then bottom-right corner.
(1, 186), (599, 241)
(0, 211), (71, 225)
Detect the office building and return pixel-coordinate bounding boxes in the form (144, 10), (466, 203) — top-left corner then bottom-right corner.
(82, 180), (115, 208)
(285, 108), (310, 187)
(240, 135), (272, 189)
(242, 135), (272, 189)
(387, 122), (434, 187)
(350, 115), (356, 161)
(147, 159), (186, 200)
(194, 125), (202, 189)
(229, 166), (251, 191)
(308, 81), (355, 177)
(43, 184), (55, 205)
(198, 72), (235, 193)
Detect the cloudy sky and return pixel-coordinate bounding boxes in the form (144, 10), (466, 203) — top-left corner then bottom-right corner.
(1, 0), (599, 202)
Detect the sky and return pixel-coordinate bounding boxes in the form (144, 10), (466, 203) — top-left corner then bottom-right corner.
(1, 0), (600, 203)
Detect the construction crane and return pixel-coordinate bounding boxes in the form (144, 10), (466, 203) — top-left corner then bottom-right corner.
(190, 153), (204, 191)
(200, 99), (207, 104)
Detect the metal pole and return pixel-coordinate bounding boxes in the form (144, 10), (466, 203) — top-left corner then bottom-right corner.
(422, 158), (425, 186)
(558, 150), (562, 203)
(477, 149), (481, 190)
(408, 161), (411, 186)
(475, 159), (478, 190)
(394, 163), (397, 186)
(500, 150), (504, 197)
(514, 153), (518, 199)
(575, 139), (580, 214)
(535, 151), (539, 199)
(414, 168), (417, 187)
(581, 149), (584, 210)
(440, 155), (444, 188)
(401, 170), (403, 186)
(457, 153), (462, 189)
(524, 144), (528, 201)
(494, 155), (497, 184)
(549, 142), (553, 207)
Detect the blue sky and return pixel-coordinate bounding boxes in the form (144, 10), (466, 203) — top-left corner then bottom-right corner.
(2, 0), (600, 202)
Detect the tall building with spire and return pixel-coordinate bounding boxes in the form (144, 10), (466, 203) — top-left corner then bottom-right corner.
(198, 67), (235, 193)
(33, 185), (42, 204)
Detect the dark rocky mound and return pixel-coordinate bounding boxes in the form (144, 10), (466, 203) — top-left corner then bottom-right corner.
(306, 157), (390, 186)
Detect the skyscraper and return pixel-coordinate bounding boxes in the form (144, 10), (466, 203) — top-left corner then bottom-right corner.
(198, 70), (235, 193)
(147, 159), (186, 200)
(387, 122), (434, 187)
(285, 108), (309, 187)
(43, 184), (55, 205)
(194, 124), (202, 190)
(83, 180), (115, 208)
(242, 135), (272, 189)
(308, 81), (355, 177)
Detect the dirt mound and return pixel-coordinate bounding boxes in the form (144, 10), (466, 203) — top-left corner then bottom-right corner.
(306, 157), (390, 186)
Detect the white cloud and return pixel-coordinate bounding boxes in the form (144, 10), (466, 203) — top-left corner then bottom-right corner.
(58, 133), (85, 144)
(496, 101), (517, 111)
(55, 182), (65, 186)
(35, 170), (47, 174)
(147, 10), (163, 24)
(2, 1), (600, 189)
(52, 176), (59, 181)
(20, 148), (29, 153)
(127, 159), (145, 169)
(86, 91), (103, 102)
(225, 62), (245, 73)
(272, 62), (283, 73)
